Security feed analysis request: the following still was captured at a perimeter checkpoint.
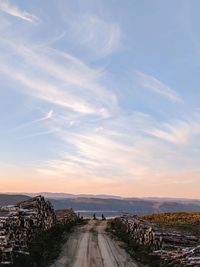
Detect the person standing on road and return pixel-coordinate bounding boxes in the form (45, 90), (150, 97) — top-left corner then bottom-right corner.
(102, 214), (106, 220)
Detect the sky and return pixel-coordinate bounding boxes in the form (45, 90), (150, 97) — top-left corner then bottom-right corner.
(0, 0), (200, 198)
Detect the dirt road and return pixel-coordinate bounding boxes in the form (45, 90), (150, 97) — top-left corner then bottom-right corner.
(51, 220), (138, 267)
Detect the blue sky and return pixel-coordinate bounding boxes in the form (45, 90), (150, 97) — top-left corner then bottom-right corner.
(0, 0), (200, 197)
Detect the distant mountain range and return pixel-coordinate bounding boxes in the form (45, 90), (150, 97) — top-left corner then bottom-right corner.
(49, 197), (200, 216)
(24, 192), (123, 199)
(1, 193), (200, 216)
(0, 194), (30, 206)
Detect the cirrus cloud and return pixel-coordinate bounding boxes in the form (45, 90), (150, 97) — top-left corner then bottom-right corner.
(0, 0), (40, 23)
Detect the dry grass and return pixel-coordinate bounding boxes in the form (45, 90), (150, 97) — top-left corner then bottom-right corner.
(141, 212), (200, 236)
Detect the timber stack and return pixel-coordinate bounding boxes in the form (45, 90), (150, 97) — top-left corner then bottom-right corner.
(0, 196), (56, 265)
(113, 215), (200, 266)
(56, 208), (77, 225)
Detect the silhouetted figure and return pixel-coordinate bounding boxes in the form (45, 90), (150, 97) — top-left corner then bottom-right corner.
(93, 213), (96, 220)
(102, 214), (106, 220)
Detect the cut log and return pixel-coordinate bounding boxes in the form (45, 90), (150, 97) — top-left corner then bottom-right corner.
(113, 215), (200, 266)
(0, 196), (79, 265)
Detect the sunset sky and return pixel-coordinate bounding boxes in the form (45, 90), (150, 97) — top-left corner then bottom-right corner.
(0, 0), (200, 198)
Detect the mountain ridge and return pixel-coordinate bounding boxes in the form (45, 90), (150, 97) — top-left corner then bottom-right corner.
(3, 192), (200, 201)
(0, 194), (200, 216)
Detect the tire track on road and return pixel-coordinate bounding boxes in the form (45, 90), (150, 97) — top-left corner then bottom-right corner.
(51, 220), (138, 267)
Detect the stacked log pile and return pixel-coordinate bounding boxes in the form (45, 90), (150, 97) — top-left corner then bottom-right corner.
(117, 215), (200, 266)
(56, 208), (77, 225)
(0, 196), (56, 265)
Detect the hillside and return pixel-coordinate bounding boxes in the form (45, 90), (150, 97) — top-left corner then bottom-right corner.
(141, 212), (200, 236)
(49, 197), (200, 215)
(26, 192), (123, 199)
(0, 194), (30, 206)
(1, 194), (200, 216)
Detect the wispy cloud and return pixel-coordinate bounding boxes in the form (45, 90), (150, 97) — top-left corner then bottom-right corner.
(147, 116), (200, 145)
(148, 121), (190, 145)
(35, 109), (200, 189)
(1, 0), (200, 197)
(36, 134), (152, 179)
(0, 0), (39, 23)
(35, 115), (166, 179)
(45, 110), (53, 120)
(69, 15), (121, 57)
(0, 42), (116, 117)
(135, 71), (182, 102)
(12, 110), (53, 132)
(106, 23), (121, 54)
(17, 129), (58, 140)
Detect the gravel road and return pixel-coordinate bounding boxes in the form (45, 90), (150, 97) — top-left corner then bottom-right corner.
(51, 220), (138, 267)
